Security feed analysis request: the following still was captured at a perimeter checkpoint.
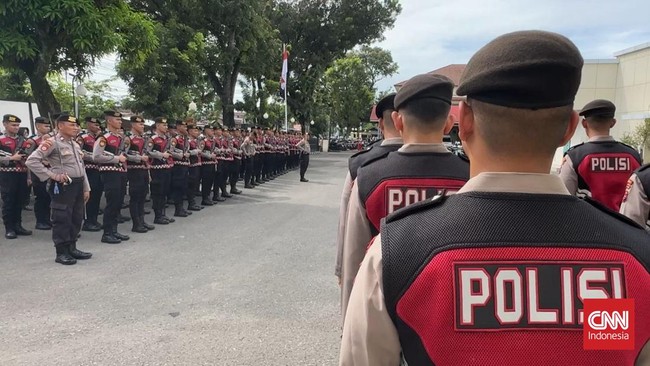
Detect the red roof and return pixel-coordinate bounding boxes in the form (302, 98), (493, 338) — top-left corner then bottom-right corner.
(369, 105), (379, 122)
(395, 64), (466, 89)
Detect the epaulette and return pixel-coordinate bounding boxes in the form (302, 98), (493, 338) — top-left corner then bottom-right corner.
(349, 146), (373, 160)
(563, 142), (584, 156)
(619, 141), (639, 151)
(385, 193), (449, 224)
(583, 196), (645, 230)
(358, 150), (394, 170)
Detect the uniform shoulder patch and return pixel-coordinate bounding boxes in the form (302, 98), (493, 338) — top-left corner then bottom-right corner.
(99, 138), (106, 147)
(583, 196), (644, 230)
(350, 147), (373, 160)
(564, 142), (584, 155)
(385, 193), (449, 224)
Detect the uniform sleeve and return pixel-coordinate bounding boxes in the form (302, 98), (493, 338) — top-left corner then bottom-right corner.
(558, 155), (578, 195)
(341, 183), (374, 321)
(336, 172), (354, 278)
(339, 236), (401, 366)
(25, 142), (56, 181)
(93, 138), (119, 164)
(126, 149), (142, 163)
(147, 140), (165, 159)
(170, 139), (184, 159)
(82, 168), (91, 192)
(619, 174), (650, 228)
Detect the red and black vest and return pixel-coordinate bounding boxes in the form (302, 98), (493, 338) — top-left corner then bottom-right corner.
(381, 193), (650, 365)
(566, 140), (641, 211)
(0, 135), (29, 173)
(78, 132), (99, 170)
(348, 141), (402, 180)
(356, 151), (469, 235)
(151, 135), (172, 168)
(172, 135), (189, 166)
(188, 138), (201, 167)
(127, 134), (148, 169)
(99, 133), (126, 172)
(202, 138), (216, 165)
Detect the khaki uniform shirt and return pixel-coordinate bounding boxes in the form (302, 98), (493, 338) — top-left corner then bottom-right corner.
(25, 133), (90, 192)
(340, 143), (450, 322)
(619, 173), (650, 228)
(296, 138), (311, 154)
(559, 135), (616, 194)
(335, 138), (403, 280)
(339, 173), (574, 366)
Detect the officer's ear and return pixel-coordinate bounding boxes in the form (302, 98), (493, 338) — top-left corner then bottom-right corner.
(581, 118), (588, 129)
(560, 110), (580, 147)
(611, 118), (617, 129)
(391, 111), (404, 135)
(443, 113), (455, 135)
(458, 100), (474, 143)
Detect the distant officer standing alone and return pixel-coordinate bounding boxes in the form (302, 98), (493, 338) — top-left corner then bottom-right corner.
(26, 114), (92, 265)
(296, 133), (311, 182)
(559, 99), (641, 211)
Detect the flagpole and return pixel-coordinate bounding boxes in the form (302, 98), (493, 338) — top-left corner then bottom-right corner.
(284, 79), (288, 132)
(283, 43), (288, 132)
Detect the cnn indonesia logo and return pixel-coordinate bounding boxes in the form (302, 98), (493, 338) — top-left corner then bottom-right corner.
(583, 299), (635, 350)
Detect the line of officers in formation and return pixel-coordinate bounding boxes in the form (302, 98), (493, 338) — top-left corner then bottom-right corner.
(334, 31), (650, 365)
(0, 112), (311, 265)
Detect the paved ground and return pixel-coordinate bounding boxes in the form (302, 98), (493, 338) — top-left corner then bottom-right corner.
(0, 152), (351, 366)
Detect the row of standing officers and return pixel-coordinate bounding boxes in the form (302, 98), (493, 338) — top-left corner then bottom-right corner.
(1, 112), (311, 265)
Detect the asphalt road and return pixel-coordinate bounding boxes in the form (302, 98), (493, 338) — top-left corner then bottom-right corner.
(0, 152), (350, 366)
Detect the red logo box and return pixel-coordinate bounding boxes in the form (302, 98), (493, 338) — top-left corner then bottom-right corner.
(583, 299), (635, 350)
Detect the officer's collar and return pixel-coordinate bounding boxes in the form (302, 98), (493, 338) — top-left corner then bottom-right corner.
(398, 143), (449, 154)
(459, 173), (570, 195)
(588, 135), (615, 142)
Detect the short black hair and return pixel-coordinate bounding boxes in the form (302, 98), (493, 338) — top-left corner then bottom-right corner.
(400, 98), (451, 130)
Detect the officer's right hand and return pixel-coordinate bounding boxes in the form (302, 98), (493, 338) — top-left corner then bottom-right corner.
(52, 173), (68, 183)
(162, 152), (170, 159)
(118, 155), (127, 163)
(10, 153), (25, 161)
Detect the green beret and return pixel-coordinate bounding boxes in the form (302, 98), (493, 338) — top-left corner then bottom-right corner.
(579, 99), (616, 118)
(3, 114), (21, 123)
(35, 116), (48, 124)
(104, 110), (122, 118)
(394, 74), (454, 110)
(457, 30), (583, 109)
(130, 116), (145, 123)
(375, 93), (396, 119)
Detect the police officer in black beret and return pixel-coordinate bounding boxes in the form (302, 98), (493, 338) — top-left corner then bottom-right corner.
(559, 99), (642, 211)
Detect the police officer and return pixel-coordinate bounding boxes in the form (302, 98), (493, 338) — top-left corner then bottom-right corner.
(25, 114), (92, 265)
(559, 99), (641, 211)
(199, 124), (218, 205)
(228, 128), (242, 195)
(170, 119), (191, 217)
(0, 114), (33, 239)
(25, 117), (53, 230)
(340, 30), (650, 366)
(340, 75), (469, 319)
(254, 127), (266, 184)
(147, 117), (175, 224)
(241, 130), (256, 188)
(214, 126), (232, 200)
(79, 117), (104, 232)
(126, 116), (154, 233)
(186, 123), (203, 211)
(296, 133), (311, 182)
(93, 110), (129, 244)
(335, 93), (402, 284)
(619, 165), (650, 228)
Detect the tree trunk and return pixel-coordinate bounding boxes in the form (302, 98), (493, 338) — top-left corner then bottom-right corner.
(25, 66), (60, 118)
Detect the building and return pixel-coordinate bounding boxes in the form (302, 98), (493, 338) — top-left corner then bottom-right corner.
(393, 43), (650, 167)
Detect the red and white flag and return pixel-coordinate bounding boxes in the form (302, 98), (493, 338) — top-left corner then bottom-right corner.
(280, 44), (288, 92)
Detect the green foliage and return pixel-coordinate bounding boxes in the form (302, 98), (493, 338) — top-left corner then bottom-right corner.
(351, 46), (399, 88)
(0, 68), (31, 102)
(0, 0), (157, 116)
(621, 118), (650, 152)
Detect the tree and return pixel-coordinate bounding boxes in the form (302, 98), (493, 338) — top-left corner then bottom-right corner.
(321, 56), (375, 136)
(352, 46), (398, 89)
(270, 0), (401, 128)
(621, 118), (650, 159)
(0, 0), (157, 116)
(0, 68), (31, 102)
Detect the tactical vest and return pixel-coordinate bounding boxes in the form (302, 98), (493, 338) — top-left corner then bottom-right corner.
(128, 135), (148, 169)
(150, 135), (172, 168)
(188, 138), (201, 167)
(78, 132), (99, 170)
(382, 192), (650, 366)
(356, 151), (469, 235)
(98, 133), (126, 172)
(566, 141), (642, 211)
(0, 135), (28, 172)
(348, 142), (402, 180)
(202, 138), (216, 164)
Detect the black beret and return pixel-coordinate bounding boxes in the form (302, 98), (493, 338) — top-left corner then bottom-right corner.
(3, 114), (21, 123)
(457, 30), (583, 109)
(394, 74), (454, 110)
(167, 120), (177, 128)
(130, 116), (145, 123)
(202, 124), (213, 130)
(375, 93), (396, 119)
(154, 117), (168, 124)
(85, 117), (100, 124)
(187, 124), (198, 130)
(104, 110), (122, 117)
(35, 116), (48, 124)
(57, 114), (79, 124)
(579, 99), (616, 118)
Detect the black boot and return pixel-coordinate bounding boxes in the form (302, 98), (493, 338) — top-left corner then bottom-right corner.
(55, 244), (77, 265)
(5, 225), (17, 240)
(174, 203), (189, 217)
(15, 224), (32, 236)
(68, 242), (92, 260)
(101, 231), (122, 244)
(35, 222), (52, 230)
(142, 216), (155, 230)
(131, 216), (148, 233)
(201, 198), (215, 206)
(113, 226), (131, 240)
(82, 221), (102, 232)
(230, 188), (242, 194)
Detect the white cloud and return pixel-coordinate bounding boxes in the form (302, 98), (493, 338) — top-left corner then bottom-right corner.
(375, 0), (650, 92)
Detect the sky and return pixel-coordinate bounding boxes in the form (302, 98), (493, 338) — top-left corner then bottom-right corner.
(90, 0), (650, 102)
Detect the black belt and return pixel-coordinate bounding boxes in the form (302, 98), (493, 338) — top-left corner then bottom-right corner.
(71, 177), (85, 183)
